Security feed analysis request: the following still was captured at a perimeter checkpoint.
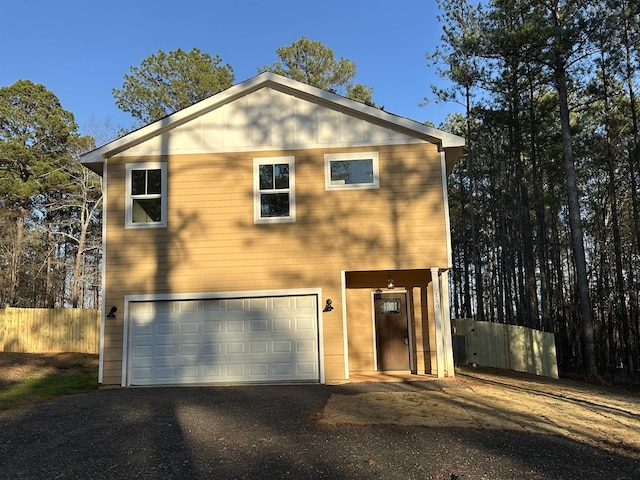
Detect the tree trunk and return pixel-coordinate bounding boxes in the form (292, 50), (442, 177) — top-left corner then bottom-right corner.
(71, 217), (88, 309)
(622, 9), (640, 376)
(601, 55), (632, 376)
(553, 58), (598, 378)
(8, 212), (25, 306)
(465, 86), (484, 320)
(45, 223), (54, 308)
(528, 74), (551, 331)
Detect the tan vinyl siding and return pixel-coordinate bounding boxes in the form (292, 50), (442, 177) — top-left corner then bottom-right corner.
(409, 286), (426, 372)
(101, 142), (449, 385)
(345, 288), (376, 372)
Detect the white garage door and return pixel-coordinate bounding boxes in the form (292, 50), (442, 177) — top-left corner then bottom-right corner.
(128, 295), (319, 386)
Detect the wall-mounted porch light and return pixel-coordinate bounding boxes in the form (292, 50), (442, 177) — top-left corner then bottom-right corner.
(323, 299), (334, 312)
(106, 306), (117, 318)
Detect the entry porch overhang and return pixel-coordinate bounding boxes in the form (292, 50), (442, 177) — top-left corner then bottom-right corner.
(341, 268), (455, 381)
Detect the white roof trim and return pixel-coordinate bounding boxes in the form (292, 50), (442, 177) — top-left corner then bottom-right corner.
(80, 72), (465, 167)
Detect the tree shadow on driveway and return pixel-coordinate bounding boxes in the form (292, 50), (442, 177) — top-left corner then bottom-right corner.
(0, 382), (638, 479)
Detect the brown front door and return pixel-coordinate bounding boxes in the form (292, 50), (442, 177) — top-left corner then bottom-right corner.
(374, 292), (410, 371)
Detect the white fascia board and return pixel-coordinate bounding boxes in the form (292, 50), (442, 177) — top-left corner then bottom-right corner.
(80, 72), (465, 166)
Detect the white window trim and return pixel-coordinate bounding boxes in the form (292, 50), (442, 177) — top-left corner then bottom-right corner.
(324, 151), (379, 190)
(125, 162), (167, 228)
(253, 156), (296, 224)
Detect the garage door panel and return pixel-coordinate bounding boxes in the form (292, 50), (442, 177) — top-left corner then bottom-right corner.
(226, 342), (246, 354)
(273, 363), (293, 375)
(203, 320), (222, 333)
(272, 318), (292, 331)
(133, 366), (152, 380)
(297, 362), (318, 375)
(296, 316), (316, 330)
(156, 322), (176, 335)
(250, 319), (269, 331)
(203, 343), (223, 355)
(203, 364), (222, 378)
(180, 322), (199, 334)
(248, 298), (269, 310)
(250, 341), (269, 353)
(227, 320), (246, 332)
(178, 365), (199, 379)
(297, 339), (317, 352)
(179, 343), (199, 356)
(272, 297), (293, 309)
(133, 323), (153, 335)
(226, 299), (246, 310)
(129, 295), (319, 385)
(226, 364), (246, 376)
(156, 344), (177, 357)
(250, 363), (269, 376)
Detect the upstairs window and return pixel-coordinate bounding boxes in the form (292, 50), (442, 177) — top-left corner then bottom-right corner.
(125, 162), (167, 228)
(325, 152), (379, 190)
(254, 157), (295, 224)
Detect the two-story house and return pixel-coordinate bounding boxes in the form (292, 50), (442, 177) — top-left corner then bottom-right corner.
(80, 72), (465, 387)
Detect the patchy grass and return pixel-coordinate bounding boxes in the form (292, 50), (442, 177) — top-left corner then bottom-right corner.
(0, 352), (98, 415)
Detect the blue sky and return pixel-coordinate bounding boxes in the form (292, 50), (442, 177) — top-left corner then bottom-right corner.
(1, 0), (462, 141)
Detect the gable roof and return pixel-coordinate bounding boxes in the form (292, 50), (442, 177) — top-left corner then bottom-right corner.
(80, 72), (465, 174)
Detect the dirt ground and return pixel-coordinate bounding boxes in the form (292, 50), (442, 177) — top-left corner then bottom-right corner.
(320, 366), (640, 459)
(0, 352), (98, 386)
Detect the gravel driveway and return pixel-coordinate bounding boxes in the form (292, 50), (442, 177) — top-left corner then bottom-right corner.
(0, 372), (638, 479)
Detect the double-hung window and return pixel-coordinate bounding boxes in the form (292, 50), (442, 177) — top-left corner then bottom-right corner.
(125, 162), (167, 228)
(325, 152), (379, 190)
(253, 157), (295, 224)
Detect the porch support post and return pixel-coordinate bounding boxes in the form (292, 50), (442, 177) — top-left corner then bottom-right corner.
(431, 267), (445, 378)
(441, 270), (455, 377)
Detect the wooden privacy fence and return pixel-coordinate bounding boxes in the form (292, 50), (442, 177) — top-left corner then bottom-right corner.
(452, 318), (559, 379)
(0, 306), (100, 354)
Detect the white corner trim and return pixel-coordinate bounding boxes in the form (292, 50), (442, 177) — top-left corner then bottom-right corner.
(98, 167), (107, 385)
(441, 151), (453, 268)
(120, 298), (130, 387)
(317, 289), (326, 385)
